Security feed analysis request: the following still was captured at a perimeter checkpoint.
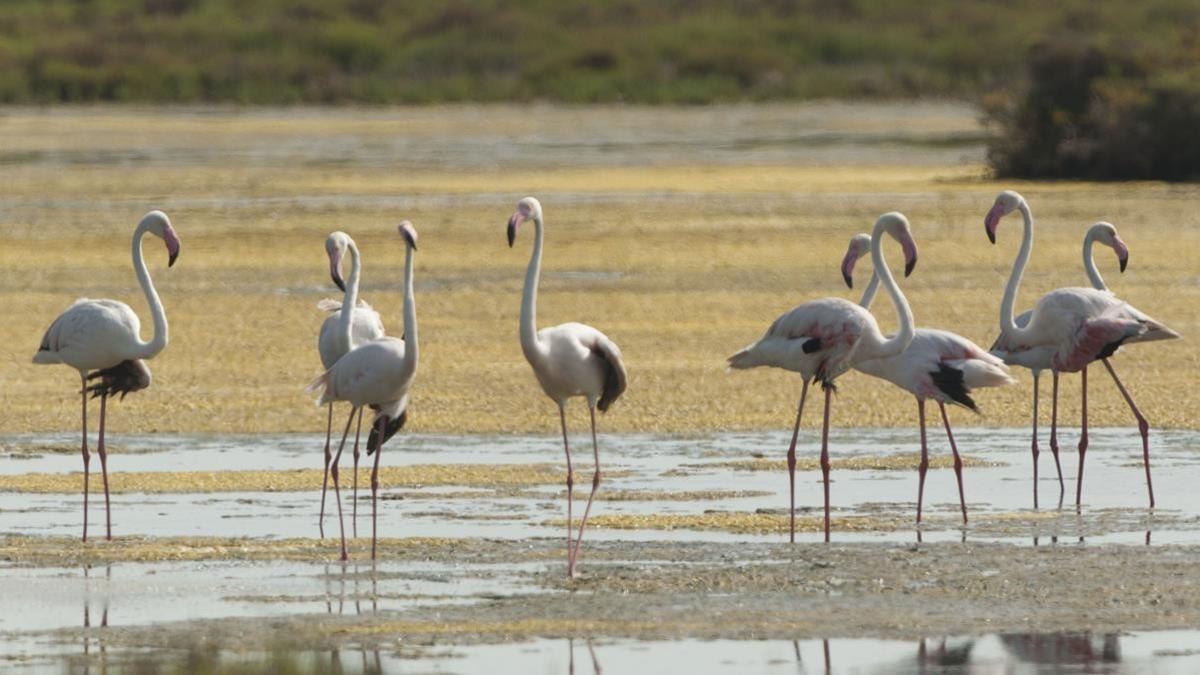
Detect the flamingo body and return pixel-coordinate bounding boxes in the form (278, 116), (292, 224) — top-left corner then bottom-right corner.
(855, 329), (1014, 409)
(36, 299), (155, 372)
(727, 297), (870, 385)
(528, 322), (627, 410)
(317, 299), (385, 369)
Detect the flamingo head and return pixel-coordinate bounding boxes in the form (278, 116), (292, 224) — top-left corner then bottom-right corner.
(398, 220), (418, 250)
(1090, 221), (1129, 273)
(985, 190), (1024, 244)
(507, 196), (542, 247)
(840, 233), (872, 288)
(325, 231), (352, 292)
(140, 210), (181, 267)
(874, 211), (919, 277)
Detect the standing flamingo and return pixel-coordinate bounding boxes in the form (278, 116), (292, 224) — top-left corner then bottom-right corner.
(32, 211), (181, 541)
(316, 232), (385, 539)
(506, 197), (627, 579)
(841, 233), (1015, 524)
(309, 221), (418, 560)
(985, 191), (1178, 508)
(728, 212), (918, 542)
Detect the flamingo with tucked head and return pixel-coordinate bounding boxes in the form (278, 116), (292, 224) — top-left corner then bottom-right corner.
(985, 191), (1179, 508)
(33, 211), (181, 541)
(842, 233), (1015, 524)
(316, 232), (385, 539)
(506, 197), (628, 579)
(728, 212), (918, 542)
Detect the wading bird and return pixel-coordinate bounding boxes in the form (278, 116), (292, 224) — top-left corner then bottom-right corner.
(841, 233), (1015, 524)
(309, 222), (419, 560)
(728, 212), (918, 542)
(33, 211), (180, 541)
(317, 232), (385, 539)
(506, 197), (627, 578)
(985, 191), (1178, 508)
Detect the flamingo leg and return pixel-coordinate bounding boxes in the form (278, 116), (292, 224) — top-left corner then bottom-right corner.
(820, 385), (833, 543)
(1075, 365), (1090, 507)
(1102, 358), (1154, 507)
(79, 373), (90, 543)
(330, 407), (356, 561)
(1030, 371), (1040, 509)
(558, 405), (577, 577)
(785, 379), (810, 543)
(939, 401), (968, 524)
(319, 403), (333, 539)
(97, 392), (112, 540)
(915, 398), (930, 523)
(351, 407), (363, 538)
(370, 414), (386, 560)
(1049, 370), (1065, 502)
(569, 406), (604, 573)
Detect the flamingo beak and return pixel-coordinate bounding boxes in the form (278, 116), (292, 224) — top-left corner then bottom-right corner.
(507, 212), (525, 247)
(330, 251), (346, 292)
(1113, 236), (1129, 273)
(163, 227), (181, 267)
(840, 249), (859, 289)
(398, 220), (418, 250)
(902, 237), (918, 277)
(984, 203), (1004, 244)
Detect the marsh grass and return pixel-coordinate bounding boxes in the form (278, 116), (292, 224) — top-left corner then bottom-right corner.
(0, 107), (1195, 438)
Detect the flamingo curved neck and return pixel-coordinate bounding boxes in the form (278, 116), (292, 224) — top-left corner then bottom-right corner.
(1000, 201), (1034, 339)
(131, 224), (168, 359)
(1082, 230), (1107, 291)
(857, 271), (881, 309)
(519, 218), (547, 361)
(861, 222), (914, 360)
(339, 241), (362, 355)
(400, 243), (418, 378)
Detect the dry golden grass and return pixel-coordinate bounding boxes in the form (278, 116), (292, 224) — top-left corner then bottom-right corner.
(0, 107), (1195, 437)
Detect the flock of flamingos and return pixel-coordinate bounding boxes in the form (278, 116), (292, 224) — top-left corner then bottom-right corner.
(30, 190), (1179, 577)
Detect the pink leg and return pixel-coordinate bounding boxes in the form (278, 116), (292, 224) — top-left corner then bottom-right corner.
(330, 408), (356, 561)
(820, 386), (833, 543)
(319, 403), (333, 539)
(785, 380), (810, 543)
(558, 405), (577, 577)
(1076, 365), (1089, 507)
(79, 374), (90, 543)
(351, 407), (363, 538)
(1030, 372), (1040, 509)
(916, 398), (929, 523)
(1102, 358), (1154, 508)
(939, 401), (967, 524)
(1049, 370), (1065, 500)
(97, 393), (112, 540)
(370, 415), (386, 560)
(569, 406), (604, 572)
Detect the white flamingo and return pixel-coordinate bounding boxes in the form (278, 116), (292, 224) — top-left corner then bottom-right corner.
(316, 232), (385, 539)
(728, 212), (918, 542)
(506, 197), (627, 579)
(309, 222), (419, 560)
(985, 191), (1178, 508)
(841, 233), (1016, 524)
(32, 211), (181, 541)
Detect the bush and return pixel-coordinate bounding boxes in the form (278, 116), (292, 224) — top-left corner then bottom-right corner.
(986, 37), (1200, 181)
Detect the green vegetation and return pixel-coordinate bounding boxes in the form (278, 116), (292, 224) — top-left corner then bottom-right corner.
(0, 0), (1197, 104)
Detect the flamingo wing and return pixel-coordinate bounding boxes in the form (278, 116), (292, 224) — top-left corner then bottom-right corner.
(585, 332), (627, 412)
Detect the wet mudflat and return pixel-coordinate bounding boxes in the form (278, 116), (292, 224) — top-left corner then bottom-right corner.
(2, 428), (1199, 673)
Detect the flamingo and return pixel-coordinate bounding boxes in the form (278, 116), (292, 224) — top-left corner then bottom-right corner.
(841, 232), (1015, 524)
(308, 222), (419, 560)
(984, 191), (1179, 508)
(32, 211), (180, 541)
(728, 212), (918, 542)
(506, 197), (627, 579)
(316, 232), (385, 539)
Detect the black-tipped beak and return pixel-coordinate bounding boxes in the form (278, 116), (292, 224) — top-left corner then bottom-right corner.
(168, 250), (179, 267)
(904, 254), (917, 277)
(331, 272), (346, 293)
(1119, 255), (1128, 273)
(842, 270), (854, 289)
(506, 221), (516, 247)
(986, 227), (996, 245)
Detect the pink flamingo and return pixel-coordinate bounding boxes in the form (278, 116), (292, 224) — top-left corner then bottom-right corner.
(32, 211), (181, 541)
(985, 191), (1178, 507)
(728, 212), (918, 542)
(506, 197), (628, 578)
(316, 232), (385, 539)
(841, 233), (1015, 524)
(309, 222), (419, 560)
